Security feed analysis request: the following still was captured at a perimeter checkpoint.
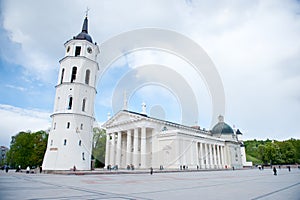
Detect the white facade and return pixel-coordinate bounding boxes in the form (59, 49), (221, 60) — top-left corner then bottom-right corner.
(103, 110), (245, 170)
(42, 17), (100, 170)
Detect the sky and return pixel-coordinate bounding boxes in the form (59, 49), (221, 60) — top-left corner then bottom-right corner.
(0, 0), (300, 147)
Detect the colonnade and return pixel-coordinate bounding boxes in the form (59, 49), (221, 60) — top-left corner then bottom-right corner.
(197, 142), (227, 169)
(105, 127), (151, 169)
(104, 128), (228, 170)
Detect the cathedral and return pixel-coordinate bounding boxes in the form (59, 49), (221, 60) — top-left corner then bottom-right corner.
(103, 109), (249, 170)
(42, 16), (250, 171)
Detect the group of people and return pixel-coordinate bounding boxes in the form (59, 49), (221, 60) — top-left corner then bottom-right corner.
(126, 164), (135, 170)
(272, 165), (292, 175)
(3, 165), (43, 174)
(179, 165), (188, 170)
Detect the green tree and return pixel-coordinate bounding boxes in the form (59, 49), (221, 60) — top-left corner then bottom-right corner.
(244, 139), (300, 165)
(6, 130), (48, 168)
(92, 128), (106, 168)
(277, 140), (296, 164)
(257, 144), (267, 163)
(264, 142), (280, 165)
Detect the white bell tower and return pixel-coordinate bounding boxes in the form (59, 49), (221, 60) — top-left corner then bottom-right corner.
(42, 15), (100, 171)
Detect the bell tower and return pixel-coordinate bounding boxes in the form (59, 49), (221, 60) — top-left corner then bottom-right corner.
(42, 15), (100, 170)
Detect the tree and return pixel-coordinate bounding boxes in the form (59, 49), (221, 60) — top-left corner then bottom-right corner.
(264, 142), (280, 165)
(257, 144), (267, 163)
(244, 139), (300, 165)
(92, 128), (106, 168)
(6, 130), (48, 168)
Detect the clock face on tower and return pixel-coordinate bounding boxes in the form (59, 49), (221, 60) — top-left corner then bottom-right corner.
(87, 47), (92, 54)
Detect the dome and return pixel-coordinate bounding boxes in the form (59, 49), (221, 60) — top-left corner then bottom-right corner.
(74, 17), (93, 43)
(75, 32), (93, 43)
(211, 115), (234, 135)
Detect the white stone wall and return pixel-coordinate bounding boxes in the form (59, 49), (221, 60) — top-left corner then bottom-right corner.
(43, 38), (99, 171)
(103, 112), (245, 170)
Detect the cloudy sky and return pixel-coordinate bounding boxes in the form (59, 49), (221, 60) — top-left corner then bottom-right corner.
(0, 0), (300, 147)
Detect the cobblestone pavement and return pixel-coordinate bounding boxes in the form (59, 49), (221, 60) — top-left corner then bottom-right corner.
(0, 168), (299, 200)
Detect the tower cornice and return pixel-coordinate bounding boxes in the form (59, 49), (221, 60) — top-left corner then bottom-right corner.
(55, 82), (97, 94)
(59, 56), (99, 71)
(50, 112), (95, 120)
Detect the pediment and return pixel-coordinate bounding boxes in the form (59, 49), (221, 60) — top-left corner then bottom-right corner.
(103, 111), (144, 128)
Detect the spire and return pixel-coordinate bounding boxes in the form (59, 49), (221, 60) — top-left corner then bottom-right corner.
(82, 17), (88, 34)
(74, 15), (93, 43)
(82, 7), (90, 33)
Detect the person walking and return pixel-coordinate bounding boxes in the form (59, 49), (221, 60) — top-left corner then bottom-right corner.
(5, 165), (9, 173)
(273, 166), (277, 176)
(150, 167), (153, 175)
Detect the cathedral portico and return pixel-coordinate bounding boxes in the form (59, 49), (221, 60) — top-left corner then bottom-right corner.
(104, 123), (155, 169)
(103, 110), (247, 170)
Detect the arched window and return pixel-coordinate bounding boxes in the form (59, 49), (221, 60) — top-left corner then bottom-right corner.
(50, 140), (53, 146)
(75, 46), (81, 56)
(82, 152), (85, 160)
(53, 122), (56, 130)
(85, 69), (90, 84)
(80, 123), (83, 130)
(68, 96), (73, 110)
(71, 67), (77, 83)
(79, 140), (81, 146)
(60, 68), (65, 84)
(82, 98), (86, 112)
(64, 139), (67, 146)
(67, 122), (70, 129)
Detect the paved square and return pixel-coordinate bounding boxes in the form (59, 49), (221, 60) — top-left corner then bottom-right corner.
(0, 168), (299, 200)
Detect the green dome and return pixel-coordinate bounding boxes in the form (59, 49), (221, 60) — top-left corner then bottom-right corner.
(211, 115), (234, 135)
(211, 122), (234, 135)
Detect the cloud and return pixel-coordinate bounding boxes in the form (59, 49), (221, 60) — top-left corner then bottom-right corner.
(5, 84), (27, 92)
(0, 104), (51, 147)
(1, 0), (300, 141)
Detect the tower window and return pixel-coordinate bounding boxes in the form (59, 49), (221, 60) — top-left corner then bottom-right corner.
(71, 67), (77, 83)
(79, 140), (81, 146)
(82, 152), (85, 160)
(85, 69), (90, 84)
(82, 98), (86, 112)
(67, 122), (70, 129)
(80, 123), (83, 130)
(60, 68), (65, 84)
(68, 96), (73, 110)
(50, 140), (53, 146)
(53, 122), (56, 130)
(64, 139), (67, 146)
(75, 46), (81, 56)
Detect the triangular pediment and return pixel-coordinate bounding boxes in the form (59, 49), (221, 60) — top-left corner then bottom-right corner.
(102, 110), (145, 128)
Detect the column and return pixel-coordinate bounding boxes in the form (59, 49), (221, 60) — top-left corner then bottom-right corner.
(217, 145), (221, 168)
(110, 133), (116, 166)
(191, 141), (195, 167)
(200, 142), (204, 168)
(223, 146), (228, 168)
(126, 129), (132, 166)
(116, 131), (122, 167)
(196, 142), (200, 168)
(213, 144), (217, 168)
(133, 128), (139, 168)
(204, 143), (208, 169)
(141, 127), (147, 168)
(209, 144), (213, 169)
(220, 145), (224, 168)
(105, 133), (110, 167)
